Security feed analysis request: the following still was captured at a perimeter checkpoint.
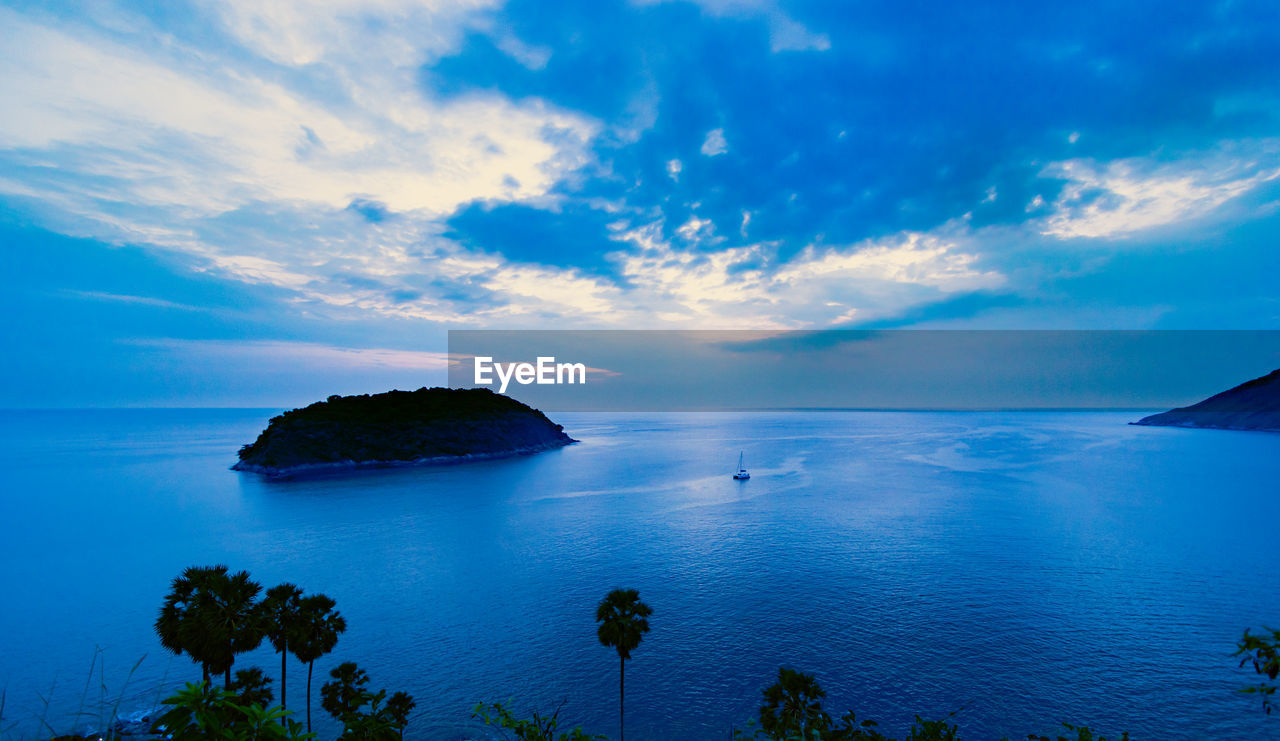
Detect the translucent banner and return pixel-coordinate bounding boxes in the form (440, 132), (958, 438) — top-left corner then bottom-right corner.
(447, 330), (1280, 412)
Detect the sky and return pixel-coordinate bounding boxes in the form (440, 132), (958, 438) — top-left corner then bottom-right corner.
(1, 0), (1279, 406)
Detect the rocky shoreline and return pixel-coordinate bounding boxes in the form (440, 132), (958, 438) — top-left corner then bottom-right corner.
(51, 709), (158, 740)
(233, 439), (577, 478)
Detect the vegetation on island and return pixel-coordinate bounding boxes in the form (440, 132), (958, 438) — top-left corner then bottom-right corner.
(8, 569), (1279, 741)
(234, 388), (576, 476)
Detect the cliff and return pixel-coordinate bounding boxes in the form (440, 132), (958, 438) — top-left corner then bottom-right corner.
(233, 387), (576, 476)
(1132, 368), (1280, 432)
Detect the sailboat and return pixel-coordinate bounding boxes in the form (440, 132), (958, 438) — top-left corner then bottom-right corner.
(732, 450), (750, 480)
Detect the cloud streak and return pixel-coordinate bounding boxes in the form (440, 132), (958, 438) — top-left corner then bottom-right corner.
(1042, 140), (1280, 239)
(128, 338), (451, 371)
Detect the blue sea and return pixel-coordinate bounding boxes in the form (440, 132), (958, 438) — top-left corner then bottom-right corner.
(1, 409), (1278, 740)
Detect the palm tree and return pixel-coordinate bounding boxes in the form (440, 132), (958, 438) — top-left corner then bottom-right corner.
(208, 568), (266, 688)
(261, 583), (304, 719)
(319, 661), (370, 722)
(595, 588), (652, 741)
(227, 666), (275, 707)
(155, 565), (265, 688)
(759, 668), (830, 739)
(291, 593), (346, 734)
(156, 566), (222, 684)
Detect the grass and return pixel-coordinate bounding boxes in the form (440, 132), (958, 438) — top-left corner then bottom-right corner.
(1, 648), (152, 741)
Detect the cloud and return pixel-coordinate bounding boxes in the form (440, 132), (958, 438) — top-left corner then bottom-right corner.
(0, 3), (598, 251)
(701, 127), (728, 156)
(61, 290), (207, 313)
(127, 338), (452, 371)
(774, 232), (1005, 293)
(636, 0), (830, 53)
(480, 263), (622, 318)
(764, 10), (831, 53)
(1041, 140), (1280, 239)
(201, 0), (498, 68)
(609, 220), (1005, 328)
(0, 11), (597, 215)
(676, 215), (717, 241)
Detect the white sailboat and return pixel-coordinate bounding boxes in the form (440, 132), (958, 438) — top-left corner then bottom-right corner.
(732, 450), (750, 480)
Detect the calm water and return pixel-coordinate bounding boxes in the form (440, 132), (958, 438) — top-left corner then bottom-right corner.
(1, 410), (1278, 740)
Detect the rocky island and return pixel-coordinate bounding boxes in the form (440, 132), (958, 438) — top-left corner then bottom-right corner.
(1133, 367), (1280, 432)
(233, 387), (576, 477)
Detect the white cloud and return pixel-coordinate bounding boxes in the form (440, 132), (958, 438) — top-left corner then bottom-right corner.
(765, 10), (831, 52)
(774, 233), (1004, 292)
(200, 0), (497, 68)
(0, 4), (599, 286)
(0, 8), (597, 217)
(1041, 141), (1280, 239)
(481, 263), (622, 318)
(492, 32), (554, 70)
(701, 127), (728, 156)
(608, 220), (1005, 328)
(666, 158), (683, 181)
(676, 215), (716, 242)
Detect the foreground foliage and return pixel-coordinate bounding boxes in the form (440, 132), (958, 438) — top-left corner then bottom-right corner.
(1236, 626), (1280, 714)
(150, 681), (312, 740)
(320, 662), (415, 740)
(1026, 723), (1129, 741)
(474, 700), (605, 741)
(731, 667), (958, 740)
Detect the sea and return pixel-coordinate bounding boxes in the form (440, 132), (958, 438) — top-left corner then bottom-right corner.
(0, 409), (1278, 740)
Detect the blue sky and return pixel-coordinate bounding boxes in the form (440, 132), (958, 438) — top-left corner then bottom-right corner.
(1, 0), (1279, 406)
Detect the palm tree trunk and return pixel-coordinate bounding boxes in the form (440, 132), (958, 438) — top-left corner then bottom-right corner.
(202, 664), (210, 685)
(225, 664), (232, 691)
(619, 656), (625, 741)
(307, 660), (314, 734)
(280, 646), (288, 725)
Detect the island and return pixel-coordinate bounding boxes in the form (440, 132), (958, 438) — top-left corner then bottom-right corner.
(1132, 367), (1280, 432)
(233, 387), (577, 476)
